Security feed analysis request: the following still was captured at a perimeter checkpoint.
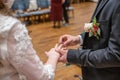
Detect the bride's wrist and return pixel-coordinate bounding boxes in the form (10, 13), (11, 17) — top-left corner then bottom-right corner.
(46, 55), (59, 69)
(49, 53), (60, 61)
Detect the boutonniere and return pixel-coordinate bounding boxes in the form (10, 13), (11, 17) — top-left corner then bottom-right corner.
(84, 17), (100, 39)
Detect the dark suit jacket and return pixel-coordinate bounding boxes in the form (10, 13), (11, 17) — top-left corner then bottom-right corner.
(67, 0), (120, 80)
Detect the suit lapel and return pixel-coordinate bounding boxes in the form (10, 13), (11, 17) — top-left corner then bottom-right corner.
(94, 0), (109, 17)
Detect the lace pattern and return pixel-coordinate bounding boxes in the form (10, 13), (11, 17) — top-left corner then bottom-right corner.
(0, 15), (18, 60)
(44, 64), (55, 80)
(13, 23), (55, 80)
(19, 74), (27, 80)
(0, 15), (55, 80)
(13, 24), (32, 67)
(14, 24), (31, 51)
(0, 15), (18, 39)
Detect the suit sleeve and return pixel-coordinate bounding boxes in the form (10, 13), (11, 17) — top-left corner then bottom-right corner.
(67, 5), (120, 68)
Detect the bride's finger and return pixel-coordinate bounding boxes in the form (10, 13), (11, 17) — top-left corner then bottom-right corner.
(57, 44), (64, 49)
(45, 51), (48, 56)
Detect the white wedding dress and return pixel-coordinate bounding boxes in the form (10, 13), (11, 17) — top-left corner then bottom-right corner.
(0, 14), (55, 80)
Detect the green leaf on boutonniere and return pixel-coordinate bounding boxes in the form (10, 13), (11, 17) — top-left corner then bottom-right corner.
(65, 63), (71, 66)
(97, 28), (101, 36)
(93, 17), (97, 24)
(96, 35), (99, 40)
(89, 32), (93, 37)
(84, 17), (101, 39)
(96, 23), (100, 27)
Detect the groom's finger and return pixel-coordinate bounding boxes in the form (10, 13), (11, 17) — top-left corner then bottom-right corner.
(58, 44), (64, 49)
(64, 39), (71, 46)
(58, 56), (66, 63)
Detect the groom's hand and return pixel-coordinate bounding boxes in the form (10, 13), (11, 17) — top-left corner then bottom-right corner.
(59, 51), (68, 63)
(59, 34), (80, 47)
(54, 44), (68, 63)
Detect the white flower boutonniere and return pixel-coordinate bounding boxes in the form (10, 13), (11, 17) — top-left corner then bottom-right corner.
(84, 17), (101, 39)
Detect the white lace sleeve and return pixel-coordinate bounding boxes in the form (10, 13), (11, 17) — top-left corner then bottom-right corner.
(7, 23), (55, 80)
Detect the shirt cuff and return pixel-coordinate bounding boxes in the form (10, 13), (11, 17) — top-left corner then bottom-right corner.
(78, 35), (83, 45)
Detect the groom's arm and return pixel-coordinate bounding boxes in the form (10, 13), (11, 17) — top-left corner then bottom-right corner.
(67, 4), (120, 68)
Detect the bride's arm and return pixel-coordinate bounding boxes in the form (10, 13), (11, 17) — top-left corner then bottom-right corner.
(7, 22), (59, 80)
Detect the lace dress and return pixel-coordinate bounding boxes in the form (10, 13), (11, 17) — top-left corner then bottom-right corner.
(0, 14), (55, 80)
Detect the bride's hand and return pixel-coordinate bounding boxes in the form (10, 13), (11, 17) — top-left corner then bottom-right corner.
(55, 44), (67, 54)
(55, 44), (68, 63)
(45, 48), (60, 59)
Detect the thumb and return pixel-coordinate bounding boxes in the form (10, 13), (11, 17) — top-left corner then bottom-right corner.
(64, 39), (70, 47)
(45, 51), (48, 56)
(58, 55), (67, 63)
